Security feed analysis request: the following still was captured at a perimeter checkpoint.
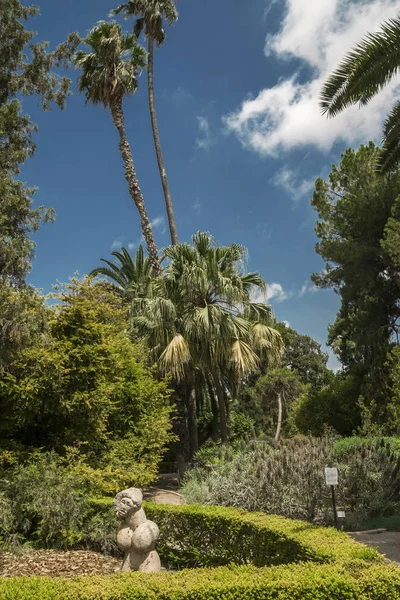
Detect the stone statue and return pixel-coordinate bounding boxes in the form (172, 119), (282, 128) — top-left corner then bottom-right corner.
(113, 487), (161, 572)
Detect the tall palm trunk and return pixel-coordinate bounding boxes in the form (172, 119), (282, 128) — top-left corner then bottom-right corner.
(186, 384), (198, 459)
(214, 374), (228, 443)
(207, 378), (219, 441)
(110, 97), (161, 274)
(147, 36), (179, 246)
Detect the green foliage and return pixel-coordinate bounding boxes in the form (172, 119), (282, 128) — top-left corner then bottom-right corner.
(95, 234), (283, 455)
(311, 143), (400, 431)
(0, 1), (78, 374)
(0, 452), (89, 548)
(2, 500), (399, 599)
(111, 0), (179, 46)
(276, 323), (331, 390)
(74, 21), (147, 108)
(181, 437), (400, 528)
(292, 373), (362, 436)
(334, 436), (400, 457)
(0, 277), (174, 493)
(2, 563), (400, 600)
(365, 515), (400, 532)
(0, 285), (48, 376)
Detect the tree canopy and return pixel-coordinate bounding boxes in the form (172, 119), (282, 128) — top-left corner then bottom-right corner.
(311, 142), (400, 429)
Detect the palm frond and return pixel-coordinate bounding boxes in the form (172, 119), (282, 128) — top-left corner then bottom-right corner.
(230, 338), (259, 375)
(321, 16), (400, 117)
(159, 334), (191, 380)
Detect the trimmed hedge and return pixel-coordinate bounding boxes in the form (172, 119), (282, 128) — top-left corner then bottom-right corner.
(1, 501), (397, 600)
(144, 502), (380, 568)
(1, 563), (400, 600)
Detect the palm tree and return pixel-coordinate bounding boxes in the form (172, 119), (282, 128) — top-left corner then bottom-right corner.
(91, 233), (283, 454)
(320, 15), (400, 173)
(132, 233), (283, 449)
(111, 1), (179, 245)
(74, 21), (161, 273)
(90, 245), (153, 299)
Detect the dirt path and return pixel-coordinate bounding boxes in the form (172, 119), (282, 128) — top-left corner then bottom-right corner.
(143, 487), (184, 505)
(350, 531), (400, 564)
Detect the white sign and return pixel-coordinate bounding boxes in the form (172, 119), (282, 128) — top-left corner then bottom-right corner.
(337, 510), (346, 519)
(325, 467), (338, 486)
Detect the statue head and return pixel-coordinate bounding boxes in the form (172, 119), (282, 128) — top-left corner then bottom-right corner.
(113, 487), (143, 521)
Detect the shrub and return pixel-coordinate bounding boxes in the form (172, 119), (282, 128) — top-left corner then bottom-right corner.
(0, 277), (174, 488)
(1, 502), (397, 600)
(0, 452), (90, 549)
(181, 437), (400, 528)
(1, 563), (400, 600)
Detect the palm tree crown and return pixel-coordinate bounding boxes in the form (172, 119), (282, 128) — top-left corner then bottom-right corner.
(320, 15), (400, 173)
(112, 0), (178, 45)
(111, 1), (179, 246)
(74, 21), (161, 274)
(91, 233), (283, 449)
(74, 21), (147, 107)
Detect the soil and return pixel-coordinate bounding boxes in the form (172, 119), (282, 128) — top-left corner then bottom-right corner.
(143, 488), (184, 505)
(0, 550), (120, 578)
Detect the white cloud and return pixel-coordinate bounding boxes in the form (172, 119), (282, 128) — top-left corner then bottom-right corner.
(299, 279), (318, 297)
(272, 167), (315, 201)
(111, 238), (124, 251)
(193, 198), (202, 214)
(128, 242), (138, 251)
(150, 215), (167, 235)
(196, 116), (217, 150)
(168, 86), (194, 106)
(224, 0), (400, 156)
(282, 320), (291, 328)
(267, 282), (291, 303)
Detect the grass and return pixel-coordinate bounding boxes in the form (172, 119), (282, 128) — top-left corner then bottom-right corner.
(364, 516), (400, 532)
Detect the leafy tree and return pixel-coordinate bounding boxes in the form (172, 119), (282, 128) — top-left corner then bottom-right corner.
(0, 278), (173, 488)
(275, 323), (331, 390)
(74, 21), (160, 273)
(292, 372), (363, 437)
(112, 0), (179, 245)
(321, 15), (400, 173)
(311, 142), (400, 429)
(0, 1), (78, 373)
(244, 367), (307, 441)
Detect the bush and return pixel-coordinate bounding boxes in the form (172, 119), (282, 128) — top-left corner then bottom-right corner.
(181, 437), (400, 528)
(335, 436), (400, 457)
(1, 563), (400, 600)
(0, 452), (90, 549)
(1, 502), (397, 600)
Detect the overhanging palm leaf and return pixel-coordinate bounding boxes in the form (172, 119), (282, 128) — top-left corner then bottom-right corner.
(321, 15), (400, 173)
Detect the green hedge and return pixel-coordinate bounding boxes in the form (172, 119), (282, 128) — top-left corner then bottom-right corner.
(1, 563), (400, 600)
(1, 501), (397, 600)
(144, 502), (380, 568)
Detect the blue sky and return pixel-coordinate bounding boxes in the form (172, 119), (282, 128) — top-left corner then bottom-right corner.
(24, 0), (400, 370)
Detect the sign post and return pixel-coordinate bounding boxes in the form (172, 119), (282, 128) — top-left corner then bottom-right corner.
(324, 467), (339, 529)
